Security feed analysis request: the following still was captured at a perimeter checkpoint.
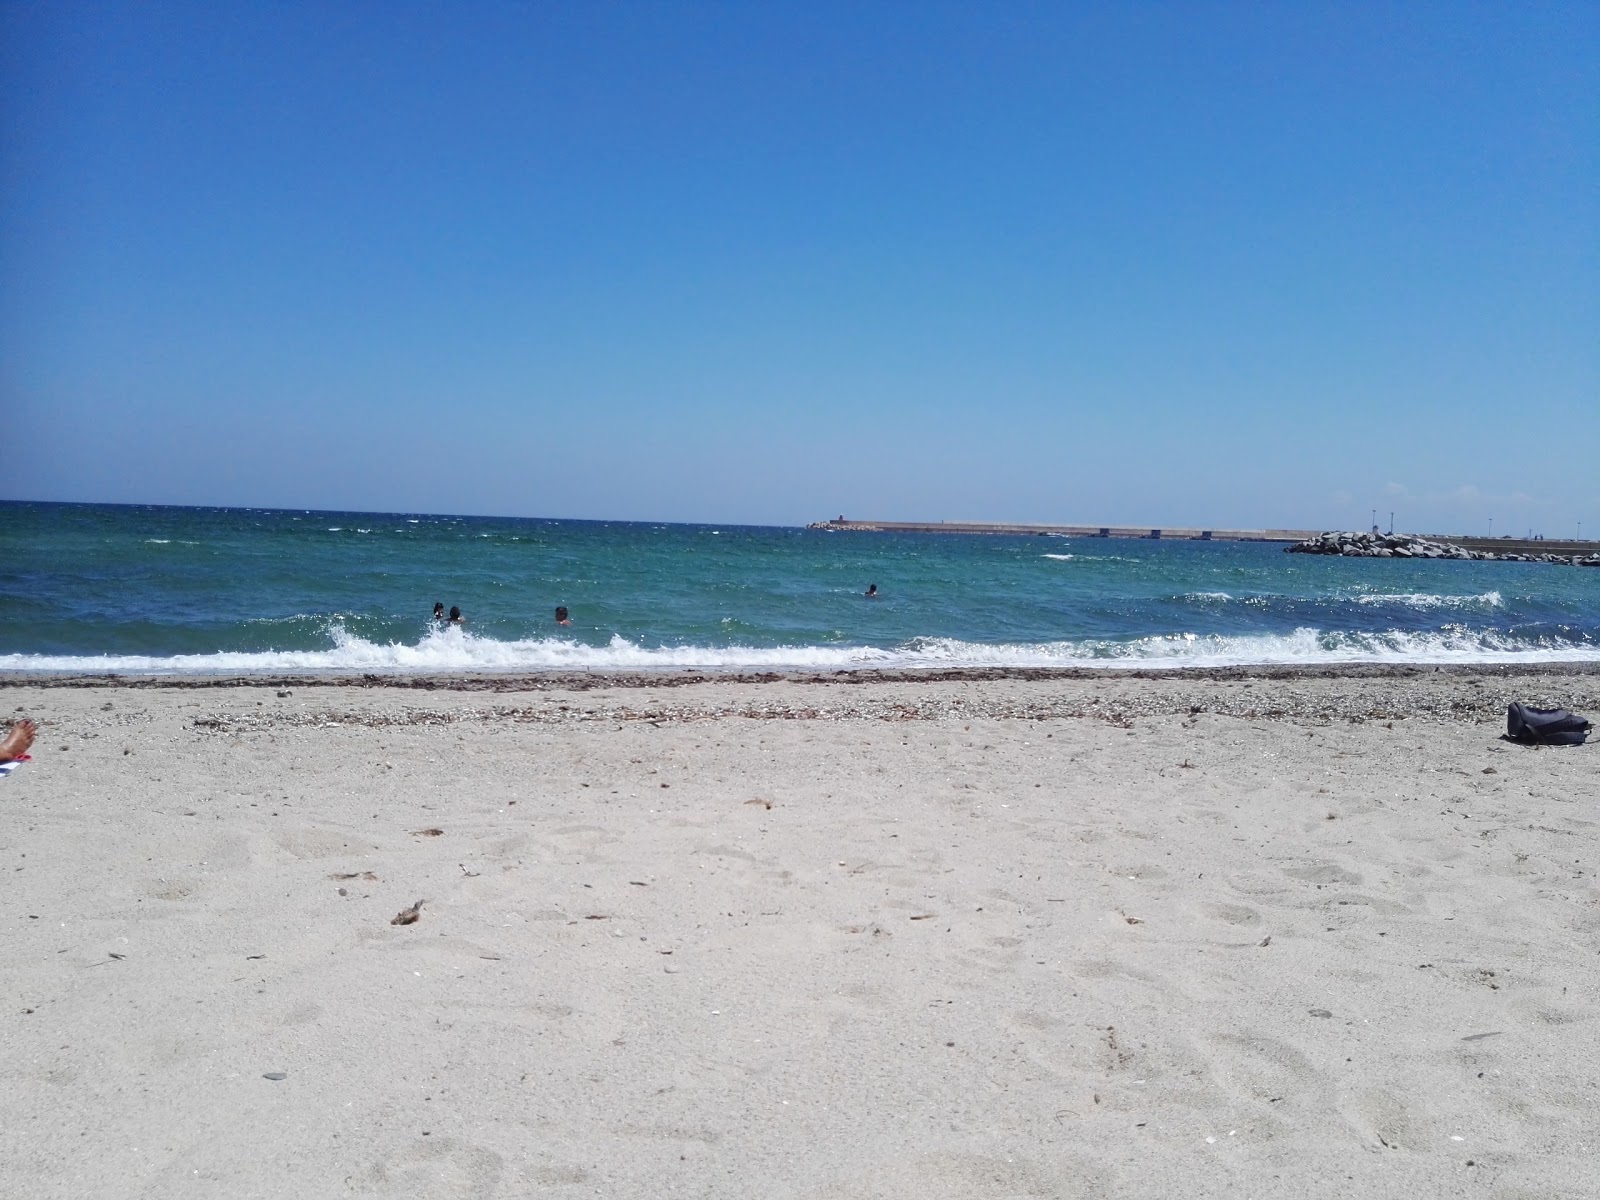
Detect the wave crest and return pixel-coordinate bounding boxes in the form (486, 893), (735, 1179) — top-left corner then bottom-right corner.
(0, 622), (1593, 675)
(1352, 591), (1503, 610)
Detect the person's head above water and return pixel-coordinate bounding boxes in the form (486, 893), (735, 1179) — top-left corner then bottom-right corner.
(865, 583), (878, 597)
(448, 606), (462, 622)
(433, 602), (445, 619)
(555, 606), (571, 625)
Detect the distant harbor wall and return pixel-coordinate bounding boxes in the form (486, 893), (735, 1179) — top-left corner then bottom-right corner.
(805, 519), (1596, 558)
(806, 519), (1318, 543)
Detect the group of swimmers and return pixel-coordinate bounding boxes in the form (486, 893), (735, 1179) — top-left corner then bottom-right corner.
(431, 585), (876, 633)
(433, 602), (572, 627)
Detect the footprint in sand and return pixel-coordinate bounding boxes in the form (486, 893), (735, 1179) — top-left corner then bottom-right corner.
(1206, 1032), (1331, 1108)
(356, 1136), (504, 1198)
(407, 935), (515, 971)
(1199, 901), (1262, 926)
(609, 1124), (722, 1145)
(276, 828), (369, 860)
(1344, 1087), (1430, 1151)
(1011, 1010), (1058, 1032)
(279, 1002), (323, 1026)
(801, 1151), (1081, 1200)
(141, 877), (200, 901)
(694, 842), (765, 864)
(1283, 861), (1364, 886)
(529, 1166), (589, 1186)
(446, 999), (574, 1028)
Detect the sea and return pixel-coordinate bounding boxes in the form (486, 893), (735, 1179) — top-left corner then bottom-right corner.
(2, 501), (1597, 675)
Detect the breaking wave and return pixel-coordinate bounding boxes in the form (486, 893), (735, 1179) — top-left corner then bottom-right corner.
(1, 622), (1594, 676)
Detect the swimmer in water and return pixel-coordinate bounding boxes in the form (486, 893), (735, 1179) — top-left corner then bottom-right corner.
(865, 583), (878, 598)
(433, 602), (445, 621)
(555, 606), (572, 626)
(448, 605), (464, 624)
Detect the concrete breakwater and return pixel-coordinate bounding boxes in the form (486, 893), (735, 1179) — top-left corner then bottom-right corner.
(809, 518), (1598, 561)
(1287, 531), (1600, 566)
(807, 519), (1317, 542)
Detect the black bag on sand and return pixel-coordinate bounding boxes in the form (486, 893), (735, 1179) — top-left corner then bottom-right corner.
(1507, 702), (1592, 746)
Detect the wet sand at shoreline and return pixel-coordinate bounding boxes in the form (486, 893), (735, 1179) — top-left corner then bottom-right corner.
(3, 670), (1597, 1198)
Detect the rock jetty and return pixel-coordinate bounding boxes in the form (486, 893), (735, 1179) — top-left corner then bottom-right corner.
(1286, 531), (1600, 566)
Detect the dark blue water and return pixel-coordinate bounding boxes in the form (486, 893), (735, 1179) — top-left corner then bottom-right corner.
(2, 501), (1597, 673)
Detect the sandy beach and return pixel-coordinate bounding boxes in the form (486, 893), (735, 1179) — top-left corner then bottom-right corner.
(3, 667), (1598, 1199)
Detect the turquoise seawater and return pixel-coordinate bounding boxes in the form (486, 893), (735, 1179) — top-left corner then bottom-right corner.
(2, 501), (1598, 673)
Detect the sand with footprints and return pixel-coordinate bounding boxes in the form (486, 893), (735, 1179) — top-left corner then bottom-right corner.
(3, 670), (1597, 1198)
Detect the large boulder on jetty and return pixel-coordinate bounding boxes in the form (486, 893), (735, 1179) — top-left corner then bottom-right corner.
(1286, 532), (1590, 566)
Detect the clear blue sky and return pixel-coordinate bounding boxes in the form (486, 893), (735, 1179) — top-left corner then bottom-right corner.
(3, 1), (1595, 534)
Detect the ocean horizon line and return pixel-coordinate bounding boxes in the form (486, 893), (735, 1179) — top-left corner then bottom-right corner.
(0, 496), (1490, 542)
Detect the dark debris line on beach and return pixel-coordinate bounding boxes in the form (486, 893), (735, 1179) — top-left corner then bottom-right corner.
(7, 661), (1600, 694)
(177, 675), (1600, 733)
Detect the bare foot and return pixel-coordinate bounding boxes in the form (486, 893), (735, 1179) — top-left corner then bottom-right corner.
(0, 719), (37, 763)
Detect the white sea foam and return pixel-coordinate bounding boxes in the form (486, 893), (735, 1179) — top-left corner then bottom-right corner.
(144, 539), (170, 544)
(1173, 590), (1504, 611)
(1041, 553), (1075, 561)
(0, 623), (1593, 676)
(1352, 591), (1503, 610)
